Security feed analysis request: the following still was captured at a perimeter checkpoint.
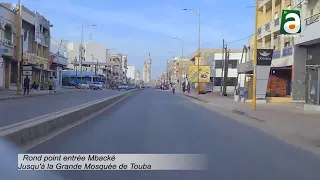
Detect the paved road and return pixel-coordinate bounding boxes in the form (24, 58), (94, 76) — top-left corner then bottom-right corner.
(0, 89), (122, 127)
(27, 89), (320, 180)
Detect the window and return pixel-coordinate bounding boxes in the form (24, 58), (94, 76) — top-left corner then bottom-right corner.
(214, 77), (222, 86)
(225, 77), (237, 86)
(214, 60), (223, 69)
(228, 60), (237, 69)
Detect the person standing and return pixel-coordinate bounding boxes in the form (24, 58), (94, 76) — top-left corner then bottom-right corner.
(23, 75), (30, 95)
(53, 76), (59, 93)
(182, 81), (186, 94)
(48, 77), (54, 93)
(172, 83), (176, 94)
(187, 82), (191, 93)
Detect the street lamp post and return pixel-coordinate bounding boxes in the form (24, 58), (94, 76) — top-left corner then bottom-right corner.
(182, 8), (200, 97)
(173, 37), (184, 58)
(80, 24), (97, 86)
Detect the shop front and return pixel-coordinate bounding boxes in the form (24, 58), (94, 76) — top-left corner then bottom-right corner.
(23, 52), (50, 89)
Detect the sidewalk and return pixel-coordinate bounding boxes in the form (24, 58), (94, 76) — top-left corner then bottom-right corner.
(0, 87), (84, 101)
(181, 91), (320, 155)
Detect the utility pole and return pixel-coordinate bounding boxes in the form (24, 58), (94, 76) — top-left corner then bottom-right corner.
(80, 25), (84, 85)
(16, 1), (22, 95)
(220, 39), (225, 93)
(95, 58), (98, 75)
(252, 0), (259, 110)
(223, 49), (229, 96)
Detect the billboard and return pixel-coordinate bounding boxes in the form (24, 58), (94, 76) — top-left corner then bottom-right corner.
(188, 65), (210, 83)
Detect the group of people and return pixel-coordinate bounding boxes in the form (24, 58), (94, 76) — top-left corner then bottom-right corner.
(23, 76), (60, 95)
(169, 81), (191, 94)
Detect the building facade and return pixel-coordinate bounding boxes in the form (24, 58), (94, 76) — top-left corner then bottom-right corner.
(256, 0), (294, 101)
(146, 53), (152, 83)
(127, 65), (136, 81)
(294, 0), (320, 108)
(1, 3), (52, 90)
(0, 4), (15, 89)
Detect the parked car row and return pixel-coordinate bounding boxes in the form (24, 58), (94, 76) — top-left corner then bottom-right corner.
(76, 81), (104, 90)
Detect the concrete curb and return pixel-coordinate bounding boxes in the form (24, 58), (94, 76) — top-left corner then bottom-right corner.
(0, 89), (139, 147)
(0, 89), (86, 101)
(183, 93), (266, 123)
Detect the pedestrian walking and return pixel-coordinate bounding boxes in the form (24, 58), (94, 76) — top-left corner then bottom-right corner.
(187, 83), (190, 93)
(23, 75), (30, 95)
(172, 83), (176, 94)
(48, 77), (54, 93)
(53, 76), (59, 93)
(182, 81), (186, 94)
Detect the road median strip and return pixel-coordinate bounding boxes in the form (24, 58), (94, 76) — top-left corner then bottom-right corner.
(0, 89), (140, 147)
(0, 89), (86, 101)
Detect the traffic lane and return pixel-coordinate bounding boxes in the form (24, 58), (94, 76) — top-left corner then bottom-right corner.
(28, 89), (320, 180)
(0, 90), (122, 127)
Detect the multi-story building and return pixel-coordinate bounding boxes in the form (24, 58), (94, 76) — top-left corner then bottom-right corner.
(294, 0), (320, 108)
(207, 51), (242, 93)
(135, 70), (140, 84)
(48, 52), (67, 86)
(171, 56), (193, 84)
(257, 0), (294, 100)
(121, 54), (128, 83)
(0, 4), (15, 89)
(1, 3), (52, 90)
(146, 53), (152, 83)
(143, 62), (147, 82)
(189, 49), (242, 93)
(66, 41), (109, 75)
(126, 65), (136, 81)
(107, 53), (128, 84)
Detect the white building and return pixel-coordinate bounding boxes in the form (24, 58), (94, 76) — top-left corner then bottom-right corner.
(66, 41), (109, 75)
(143, 62), (147, 82)
(127, 66), (136, 80)
(136, 70), (140, 83)
(207, 51), (242, 93)
(146, 53), (152, 83)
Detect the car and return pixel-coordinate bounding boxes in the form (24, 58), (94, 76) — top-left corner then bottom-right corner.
(76, 82), (90, 89)
(118, 84), (129, 91)
(90, 82), (104, 90)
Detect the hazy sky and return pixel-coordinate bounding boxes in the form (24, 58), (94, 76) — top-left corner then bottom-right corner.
(8, 0), (255, 79)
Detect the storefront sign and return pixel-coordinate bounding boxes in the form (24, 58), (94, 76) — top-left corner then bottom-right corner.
(257, 49), (274, 66)
(23, 52), (48, 70)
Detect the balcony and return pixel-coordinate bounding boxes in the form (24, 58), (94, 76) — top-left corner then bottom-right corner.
(265, 23), (270, 32)
(282, 46), (293, 57)
(272, 18), (280, 32)
(40, 34), (50, 47)
(258, 28), (262, 39)
(272, 50), (281, 59)
(306, 13), (320, 26)
(272, 47), (293, 67)
(295, 13), (320, 45)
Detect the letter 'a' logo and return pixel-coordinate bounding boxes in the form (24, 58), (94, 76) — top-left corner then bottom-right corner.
(280, 10), (301, 34)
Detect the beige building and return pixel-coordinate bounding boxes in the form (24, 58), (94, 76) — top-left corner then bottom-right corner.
(1, 3), (51, 90)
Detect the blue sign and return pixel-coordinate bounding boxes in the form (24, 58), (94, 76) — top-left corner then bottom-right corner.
(0, 48), (9, 55)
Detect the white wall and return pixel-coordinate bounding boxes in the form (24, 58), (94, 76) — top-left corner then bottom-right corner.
(127, 66), (136, 80)
(84, 42), (107, 63)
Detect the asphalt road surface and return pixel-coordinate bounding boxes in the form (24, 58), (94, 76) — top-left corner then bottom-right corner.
(25, 89), (320, 180)
(0, 90), (122, 127)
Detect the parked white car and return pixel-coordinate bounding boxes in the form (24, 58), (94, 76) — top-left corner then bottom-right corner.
(90, 82), (103, 90)
(77, 82), (90, 89)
